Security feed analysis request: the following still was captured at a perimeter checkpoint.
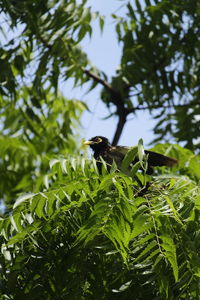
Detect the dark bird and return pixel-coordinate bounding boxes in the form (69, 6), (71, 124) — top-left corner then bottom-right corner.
(84, 136), (178, 175)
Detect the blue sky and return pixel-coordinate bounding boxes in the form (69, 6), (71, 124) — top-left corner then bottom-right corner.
(62, 0), (156, 147)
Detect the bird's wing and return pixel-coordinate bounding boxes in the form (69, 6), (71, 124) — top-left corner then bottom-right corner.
(107, 146), (137, 169)
(109, 146), (131, 156)
(105, 146), (177, 174)
(105, 146), (126, 167)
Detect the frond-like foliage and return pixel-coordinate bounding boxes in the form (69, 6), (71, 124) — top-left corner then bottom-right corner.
(0, 144), (199, 299)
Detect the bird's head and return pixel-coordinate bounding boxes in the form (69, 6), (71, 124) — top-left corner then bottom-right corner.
(83, 136), (110, 152)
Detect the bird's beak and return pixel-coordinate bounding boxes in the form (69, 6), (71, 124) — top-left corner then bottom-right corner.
(83, 140), (93, 146)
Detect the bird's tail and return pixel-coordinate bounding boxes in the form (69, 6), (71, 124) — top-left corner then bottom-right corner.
(145, 150), (178, 167)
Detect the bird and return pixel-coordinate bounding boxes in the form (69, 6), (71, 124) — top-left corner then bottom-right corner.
(84, 136), (178, 175)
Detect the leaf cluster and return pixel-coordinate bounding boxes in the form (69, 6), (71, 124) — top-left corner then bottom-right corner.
(0, 144), (199, 299)
(0, 89), (86, 208)
(0, 0), (103, 98)
(104, 0), (200, 148)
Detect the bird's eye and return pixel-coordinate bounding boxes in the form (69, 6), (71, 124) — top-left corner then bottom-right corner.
(96, 137), (102, 143)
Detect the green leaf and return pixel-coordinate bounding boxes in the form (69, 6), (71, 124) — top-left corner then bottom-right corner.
(1, 247), (11, 261)
(121, 146), (137, 173)
(10, 213), (24, 232)
(138, 139), (145, 168)
(131, 214), (151, 239)
(164, 196), (183, 224)
(130, 161), (141, 177)
(112, 176), (128, 200)
(35, 194), (47, 218)
(133, 240), (158, 263)
(46, 193), (57, 217)
(160, 235), (179, 281)
(13, 193), (35, 209)
(135, 0), (142, 13)
(99, 16), (105, 33)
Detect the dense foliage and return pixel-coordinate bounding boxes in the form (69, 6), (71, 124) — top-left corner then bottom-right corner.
(0, 92), (86, 208)
(107, 0), (200, 147)
(0, 0), (200, 146)
(0, 143), (200, 299)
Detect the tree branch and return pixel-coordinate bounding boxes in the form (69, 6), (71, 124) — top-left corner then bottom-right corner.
(112, 112), (127, 146)
(83, 69), (117, 96)
(36, 35), (129, 144)
(128, 102), (199, 112)
(83, 68), (130, 145)
(83, 68), (124, 107)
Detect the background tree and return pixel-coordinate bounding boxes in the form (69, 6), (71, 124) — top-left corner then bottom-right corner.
(101, 0), (200, 147)
(1, 0), (200, 149)
(0, 0), (200, 299)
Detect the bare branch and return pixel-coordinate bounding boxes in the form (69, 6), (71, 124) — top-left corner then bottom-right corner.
(83, 69), (116, 95)
(83, 68), (125, 108)
(36, 34), (130, 144)
(112, 113), (127, 146)
(83, 68), (129, 145)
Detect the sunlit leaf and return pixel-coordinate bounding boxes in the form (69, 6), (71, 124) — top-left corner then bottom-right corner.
(13, 193), (35, 209)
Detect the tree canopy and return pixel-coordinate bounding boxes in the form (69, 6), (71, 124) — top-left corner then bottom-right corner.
(0, 0), (200, 299)
(0, 0), (200, 147)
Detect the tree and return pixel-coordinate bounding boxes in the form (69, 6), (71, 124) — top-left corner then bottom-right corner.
(0, 0), (200, 299)
(101, 0), (200, 147)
